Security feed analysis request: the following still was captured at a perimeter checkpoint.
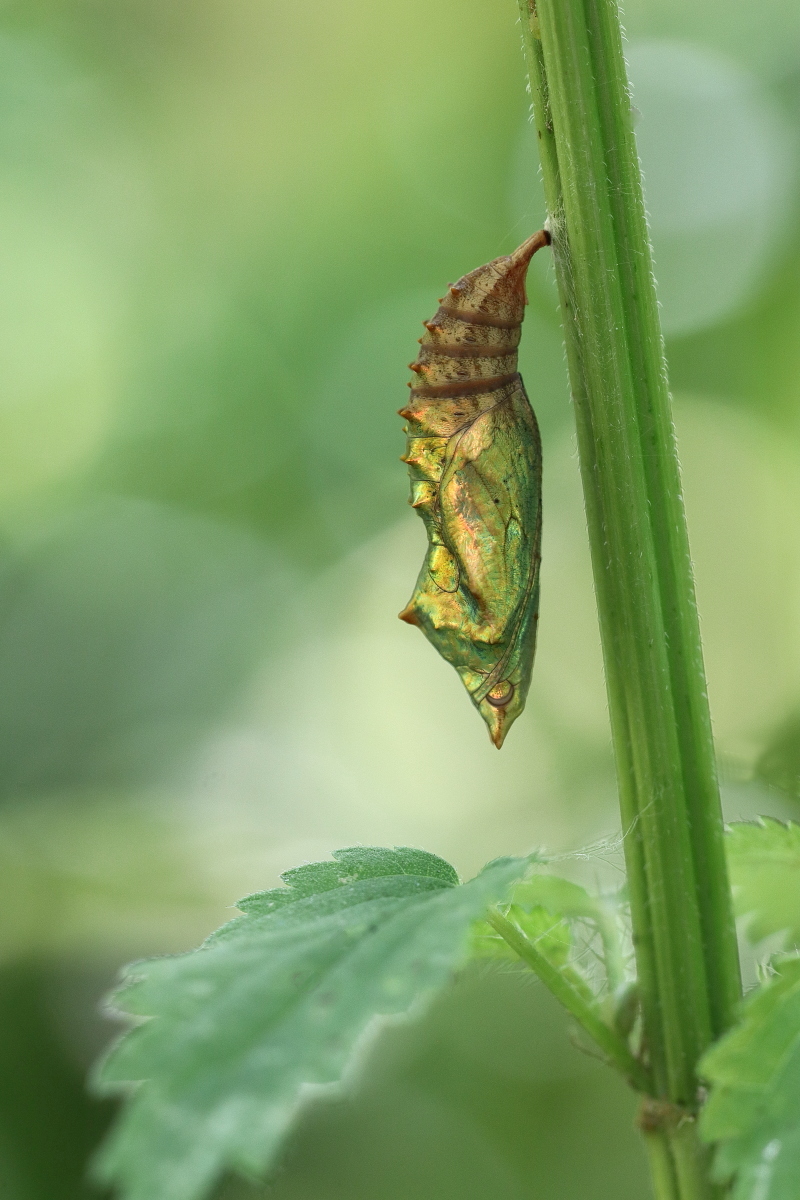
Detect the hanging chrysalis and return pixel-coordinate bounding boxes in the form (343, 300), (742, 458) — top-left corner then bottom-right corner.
(398, 230), (550, 747)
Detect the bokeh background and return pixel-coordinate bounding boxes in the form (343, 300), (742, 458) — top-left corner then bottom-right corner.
(2, 1), (800, 1197)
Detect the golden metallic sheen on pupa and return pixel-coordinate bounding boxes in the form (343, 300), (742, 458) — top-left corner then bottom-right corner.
(398, 231), (549, 747)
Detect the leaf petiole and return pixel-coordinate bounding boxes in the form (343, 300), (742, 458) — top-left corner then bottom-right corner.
(486, 907), (650, 1092)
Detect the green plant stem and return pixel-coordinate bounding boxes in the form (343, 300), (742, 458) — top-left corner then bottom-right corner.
(642, 1130), (681, 1200)
(594, 899), (626, 994)
(515, 0), (740, 1124)
(487, 908), (650, 1092)
(669, 1123), (721, 1200)
(637, 1101), (724, 1200)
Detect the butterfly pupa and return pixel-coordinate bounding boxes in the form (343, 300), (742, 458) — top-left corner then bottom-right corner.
(398, 230), (550, 748)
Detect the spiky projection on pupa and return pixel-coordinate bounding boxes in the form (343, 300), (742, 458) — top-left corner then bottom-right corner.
(398, 231), (549, 747)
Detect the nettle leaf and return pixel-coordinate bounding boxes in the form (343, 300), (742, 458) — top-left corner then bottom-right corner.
(726, 820), (800, 947)
(92, 846), (530, 1200)
(700, 955), (800, 1200)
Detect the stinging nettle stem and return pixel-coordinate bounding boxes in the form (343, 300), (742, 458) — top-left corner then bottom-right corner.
(515, 0), (740, 1192)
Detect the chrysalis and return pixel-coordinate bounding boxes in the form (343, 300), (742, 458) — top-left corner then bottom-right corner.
(398, 230), (550, 748)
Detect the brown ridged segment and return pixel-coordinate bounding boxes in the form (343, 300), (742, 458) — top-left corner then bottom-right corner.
(416, 341), (519, 359)
(435, 305), (520, 329)
(407, 231), (550, 397)
(409, 373), (520, 400)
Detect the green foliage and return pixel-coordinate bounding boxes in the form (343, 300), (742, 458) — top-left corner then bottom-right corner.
(726, 820), (800, 947)
(511, 874), (601, 919)
(92, 846), (530, 1200)
(470, 903), (572, 965)
(697, 822), (800, 1197)
(700, 955), (800, 1200)
(470, 873), (627, 1007)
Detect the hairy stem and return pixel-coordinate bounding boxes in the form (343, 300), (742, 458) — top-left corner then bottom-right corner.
(594, 899), (626, 994)
(515, 0), (740, 1184)
(487, 908), (650, 1092)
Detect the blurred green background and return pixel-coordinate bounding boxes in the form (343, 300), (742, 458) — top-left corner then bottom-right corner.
(2, 1), (800, 1197)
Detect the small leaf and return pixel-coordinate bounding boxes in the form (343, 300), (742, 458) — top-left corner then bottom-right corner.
(469, 904), (571, 965)
(91, 847), (529, 1200)
(726, 819), (800, 947)
(492, 873), (629, 1000)
(469, 873), (609, 1007)
(510, 874), (599, 919)
(700, 955), (800, 1200)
